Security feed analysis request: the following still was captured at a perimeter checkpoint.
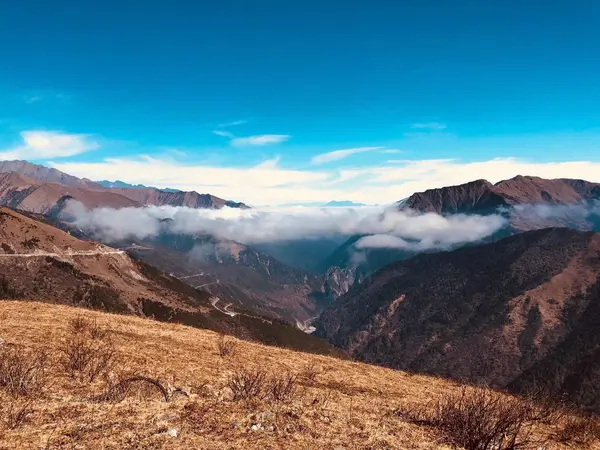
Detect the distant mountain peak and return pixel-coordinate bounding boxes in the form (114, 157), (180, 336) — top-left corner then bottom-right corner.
(324, 200), (367, 207)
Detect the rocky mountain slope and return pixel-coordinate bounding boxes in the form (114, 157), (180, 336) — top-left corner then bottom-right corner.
(0, 160), (247, 211)
(0, 160), (102, 189)
(316, 227), (600, 411)
(0, 172), (139, 214)
(0, 207), (338, 355)
(0, 301), (592, 449)
(320, 176), (600, 296)
(402, 176), (600, 215)
(124, 233), (329, 324)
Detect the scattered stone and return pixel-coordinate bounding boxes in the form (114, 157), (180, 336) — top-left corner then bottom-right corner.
(166, 427), (178, 438)
(250, 423), (263, 432)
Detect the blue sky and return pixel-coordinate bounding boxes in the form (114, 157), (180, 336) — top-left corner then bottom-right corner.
(1, 0), (600, 205)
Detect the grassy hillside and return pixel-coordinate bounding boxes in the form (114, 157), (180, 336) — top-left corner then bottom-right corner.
(0, 301), (598, 449)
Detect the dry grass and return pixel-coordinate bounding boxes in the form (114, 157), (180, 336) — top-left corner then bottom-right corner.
(0, 300), (595, 449)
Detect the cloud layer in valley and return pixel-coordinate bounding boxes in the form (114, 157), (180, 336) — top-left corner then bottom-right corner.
(62, 201), (508, 252)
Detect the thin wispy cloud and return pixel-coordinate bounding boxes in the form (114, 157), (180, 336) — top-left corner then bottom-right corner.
(0, 130), (99, 160)
(24, 95), (43, 104)
(380, 149), (402, 154)
(218, 119), (247, 127)
(212, 130), (234, 138)
(311, 146), (384, 165)
(411, 122), (447, 130)
(230, 134), (290, 146)
(213, 129), (290, 147)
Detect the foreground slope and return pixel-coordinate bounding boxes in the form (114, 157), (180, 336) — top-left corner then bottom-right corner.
(0, 301), (591, 449)
(0, 208), (338, 356)
(316, 228), (600, 411)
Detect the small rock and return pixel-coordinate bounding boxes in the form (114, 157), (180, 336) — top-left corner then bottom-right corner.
(166, 427), (178, 438)
(250, 423), (262, 432)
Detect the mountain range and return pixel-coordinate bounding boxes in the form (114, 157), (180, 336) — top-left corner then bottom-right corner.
(0, 160), (248, 212)
(2, 158), (600, 412)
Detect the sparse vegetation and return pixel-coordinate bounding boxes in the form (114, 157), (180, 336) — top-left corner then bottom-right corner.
(216, 334), (237, 357)
(0, 394), (33, 430)
(227, 368), (268, 401)
(401, 386), (542, 450)
(59, 318), (119, 382)
(0, 301), (597, 449)
(555, 414), (600, 448)
(0, 346), (48, 397)
(268, 372), (298, 403)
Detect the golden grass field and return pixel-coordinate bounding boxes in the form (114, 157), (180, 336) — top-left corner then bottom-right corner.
(0, 301), (597, 450)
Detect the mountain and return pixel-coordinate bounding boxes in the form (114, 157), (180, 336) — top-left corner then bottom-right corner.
(316, 227), (600, 411)
(122, 233), (330, 325)
(2, 301), (586, 449)
(0, 172), (139, 213)
(402, 176), (600, 215)
(0, 160), (248, 210)
(0, 160), (101, 189)
(319, 176), (600, 296)
(324, 200), (367, 207)
(96, 179), (181, 192)
(104, 187), (249, 209)
(0, 207), (338, 355)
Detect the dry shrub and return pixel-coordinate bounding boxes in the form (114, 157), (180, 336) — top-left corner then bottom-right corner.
(227, 368), (268, 401)
(91, 376), (170, 403)
(299, 363), (319, 384)
(555, 415), (600, 448)
(268, 372), (298, 403)
(226, 368), (300, 403)
(0, 346), (48, 397)
(0, 393), (33, 429)
(404, 387), (540, 450)
(69, 316), (109, 340)
(216, 335), (237, 358)
(60, 322), (119, 383)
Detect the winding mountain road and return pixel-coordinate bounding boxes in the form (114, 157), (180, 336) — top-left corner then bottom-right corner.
(0, 249), (125, 258)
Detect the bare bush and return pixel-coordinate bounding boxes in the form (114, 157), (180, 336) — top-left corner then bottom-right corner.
(268, 372), (298, 403)
(0, 346), (48, 397)
(299, 363), (319, 384)
(91, 376), (170, 403)
(227, 368), (267, 401)
(555, 415), (600, 448)
(216, 335), (237, 358)
(59, 330), (118, 383)
(404, 387), (541, 450)
(69, 316), (109, 340)
(0, 394), (33, 429)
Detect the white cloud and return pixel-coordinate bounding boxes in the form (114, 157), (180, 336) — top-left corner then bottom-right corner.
(218, 120), (247, 127)
(0, 130), (99, 160)
(212, 130), (234, 138)
(49, 157), (600, 206)
(311, 147), (384, 165)
(411, 122), (447, 130)
(63, 201), (506, 251)
(230, 134), (290, 146)
(380, 149), (402, 154)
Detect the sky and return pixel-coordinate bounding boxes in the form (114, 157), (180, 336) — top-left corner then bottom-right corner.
(1, 0), (599, 205)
